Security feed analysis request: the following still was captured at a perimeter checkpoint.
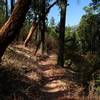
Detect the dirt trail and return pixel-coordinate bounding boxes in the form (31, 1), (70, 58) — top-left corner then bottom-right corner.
(0, 44), (83, 100)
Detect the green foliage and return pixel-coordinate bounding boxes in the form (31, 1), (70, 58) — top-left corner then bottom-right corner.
(19, 21), (31, 41)
(65, 26), (79, 54)
(83, 6), (94, 14)
(0, 0), (6, 27)
(0, 10), (6, 27)
(25, 8), (34, 23)
(77, 13), (100, 53)
(90, 0), (100, 13)
(47, 17), (58, 38)
(47, 27), (58, 38)
(31, 0), (52, 16)
(49, 17), (55, 27)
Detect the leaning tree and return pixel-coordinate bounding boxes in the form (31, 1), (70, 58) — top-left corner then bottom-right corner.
(0, 0), (31, 60)
(24, 0), (57, 55)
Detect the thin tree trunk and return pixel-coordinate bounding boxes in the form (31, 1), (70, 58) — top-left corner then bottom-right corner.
(11, 0), (20, 41)
(23, 1), (57, 48)
(40, 0), (45, 54)
(5, 0), (8, 19)
(57, 0), (67, 67)
(24, 22), (38, 46)
(0, 0), (31, 60)
(11, 0), (15, 13)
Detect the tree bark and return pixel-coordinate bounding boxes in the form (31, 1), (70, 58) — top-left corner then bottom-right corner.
(24, 22), (38, 46)
(57, 1), (67, 67)
(23, 1), (57, 48)
(11, 0), (15, 13)
(5, 0), (8, 19)
(40, 0), (45, 54)
(0, 0), (31, 59)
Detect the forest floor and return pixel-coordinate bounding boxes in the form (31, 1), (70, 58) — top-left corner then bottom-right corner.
(0, 44), (99, 100)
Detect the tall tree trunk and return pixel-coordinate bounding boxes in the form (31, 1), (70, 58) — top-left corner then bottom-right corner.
(0, 0), (31, 60)
(11, 0), (15, 13)
(11, 0), (20, 41)
(57, 0), (67, 67)
(40, 0), (45, 54)
(5, 0), (8, 19)
(23, 1), (57, 48)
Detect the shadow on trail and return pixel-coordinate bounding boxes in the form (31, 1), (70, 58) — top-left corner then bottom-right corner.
(0, 65), (42, 100)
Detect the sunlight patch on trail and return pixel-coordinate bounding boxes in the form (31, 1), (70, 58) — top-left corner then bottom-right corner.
(42, 68), (66, 78)
(41, 80), (68, 92)
(25, 71), (42, 82)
